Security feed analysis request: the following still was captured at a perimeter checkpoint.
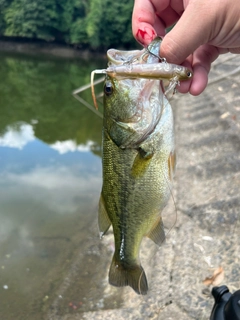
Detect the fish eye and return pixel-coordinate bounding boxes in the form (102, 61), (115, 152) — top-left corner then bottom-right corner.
(104, 81), (113, 96)
(187, 71), (192, 78)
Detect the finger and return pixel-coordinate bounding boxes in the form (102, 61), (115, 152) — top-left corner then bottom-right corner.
(189, 45), (219, 95)
(132, 0), (165, 46)
(177, 55), (193, 93)
(155, 5), (181, 30)
(229, 48), (240, 54)
(160, 1), (216, 64)
(189, 64), (208, 95)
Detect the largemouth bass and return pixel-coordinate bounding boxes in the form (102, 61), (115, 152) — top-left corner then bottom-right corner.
(97, 37), (192, 295)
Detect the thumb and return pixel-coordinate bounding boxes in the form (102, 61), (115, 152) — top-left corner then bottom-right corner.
(160, 1), (214, 64)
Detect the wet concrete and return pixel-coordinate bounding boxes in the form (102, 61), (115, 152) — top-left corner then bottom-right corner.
(46, 53), (240, 320)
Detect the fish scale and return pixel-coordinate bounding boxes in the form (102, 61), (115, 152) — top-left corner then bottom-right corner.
(97, 37), (192, 295)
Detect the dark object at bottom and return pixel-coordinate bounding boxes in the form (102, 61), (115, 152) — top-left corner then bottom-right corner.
(210, 285), (240, 320)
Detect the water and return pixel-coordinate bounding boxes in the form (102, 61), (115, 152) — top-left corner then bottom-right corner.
(0, 52), (121, 319)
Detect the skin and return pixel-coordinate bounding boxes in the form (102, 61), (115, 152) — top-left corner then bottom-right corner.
(132, 0), (240, 95)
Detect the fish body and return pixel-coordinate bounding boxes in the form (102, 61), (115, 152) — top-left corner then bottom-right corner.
(98, 38), (186, 295)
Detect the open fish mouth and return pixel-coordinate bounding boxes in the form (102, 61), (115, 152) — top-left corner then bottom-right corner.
(89, 38), (192, 110)
(107, 48), (144, 65)
(73, 36), (192, 112)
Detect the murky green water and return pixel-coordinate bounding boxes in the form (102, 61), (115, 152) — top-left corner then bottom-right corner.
(0, 52), (121, 319)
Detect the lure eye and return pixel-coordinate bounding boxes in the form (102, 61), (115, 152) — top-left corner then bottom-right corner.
(187, 71), (192, 78)
(104, 81), (113, 96)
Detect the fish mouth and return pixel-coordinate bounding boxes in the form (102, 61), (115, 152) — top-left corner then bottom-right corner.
(107, 36), (163, 67)
(114, 79), (164, 149)
(107, 48), (145, 66)
(134, 80), (163, 143)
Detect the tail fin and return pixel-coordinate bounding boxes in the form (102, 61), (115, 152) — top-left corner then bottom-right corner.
(109, 255), (148, 295)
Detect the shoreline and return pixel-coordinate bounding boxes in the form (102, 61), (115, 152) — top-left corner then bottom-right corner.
(0, 39), (106, 60)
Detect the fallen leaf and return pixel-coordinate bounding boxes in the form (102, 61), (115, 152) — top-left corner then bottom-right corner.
(220, 112), (230, 119)
(203, 266), (224, 286)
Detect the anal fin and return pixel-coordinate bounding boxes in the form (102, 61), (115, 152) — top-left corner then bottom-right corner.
(146, 216), (166, 246)
(98, 194), (111, 238)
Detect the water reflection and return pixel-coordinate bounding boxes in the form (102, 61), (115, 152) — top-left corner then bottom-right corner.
(0, 52), (109, 319)
(0, 123), (35, 149)
(51, 139), (99, 154)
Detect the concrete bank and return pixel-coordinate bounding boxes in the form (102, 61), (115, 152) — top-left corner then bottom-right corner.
(48, 53), (240, 320)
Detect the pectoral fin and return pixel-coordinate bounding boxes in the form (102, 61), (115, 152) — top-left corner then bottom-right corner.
(131, 152), (152, 178)
(146, 216), (165, 246)
(98, 194), (111, 238)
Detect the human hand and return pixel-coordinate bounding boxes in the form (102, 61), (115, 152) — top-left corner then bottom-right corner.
(132, 0), (240, 95)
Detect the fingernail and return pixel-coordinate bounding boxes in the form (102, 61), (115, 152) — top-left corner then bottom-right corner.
(136, 27), (157, 46)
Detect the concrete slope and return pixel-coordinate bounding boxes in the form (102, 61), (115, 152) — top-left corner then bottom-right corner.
(49, 53), (240, 320)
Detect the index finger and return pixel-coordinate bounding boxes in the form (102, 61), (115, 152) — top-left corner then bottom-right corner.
(132, 0), (165, 46)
